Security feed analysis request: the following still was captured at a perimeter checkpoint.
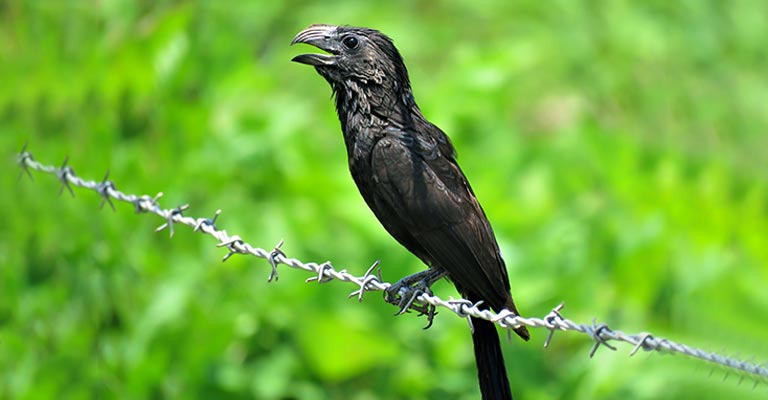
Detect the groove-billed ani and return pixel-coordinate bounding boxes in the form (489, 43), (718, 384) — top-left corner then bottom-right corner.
(292, 24), (529, 400)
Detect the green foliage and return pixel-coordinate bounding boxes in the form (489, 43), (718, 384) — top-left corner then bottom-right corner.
(2, 1), (767, 399)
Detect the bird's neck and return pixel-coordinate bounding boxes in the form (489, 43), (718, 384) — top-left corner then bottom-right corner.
(333, 80), (416, 138)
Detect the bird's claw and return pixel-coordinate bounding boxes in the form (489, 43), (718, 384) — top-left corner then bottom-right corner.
(385, 277), (438, 329)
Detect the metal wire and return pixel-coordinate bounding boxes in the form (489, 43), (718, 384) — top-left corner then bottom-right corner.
(16, 145), (768, 384)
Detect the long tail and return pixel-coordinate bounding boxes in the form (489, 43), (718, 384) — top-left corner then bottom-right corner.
(471, 316), (528, 400)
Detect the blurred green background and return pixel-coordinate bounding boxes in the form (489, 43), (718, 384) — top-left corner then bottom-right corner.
(2, 1), (767, 399)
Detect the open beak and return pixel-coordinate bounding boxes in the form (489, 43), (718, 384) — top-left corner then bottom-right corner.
(291, 24), (340, 67)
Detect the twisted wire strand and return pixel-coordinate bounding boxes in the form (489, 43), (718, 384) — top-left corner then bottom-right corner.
(16, 146), (768, 383)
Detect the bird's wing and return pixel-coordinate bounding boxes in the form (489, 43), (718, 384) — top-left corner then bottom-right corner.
(370, 133), (513, 311)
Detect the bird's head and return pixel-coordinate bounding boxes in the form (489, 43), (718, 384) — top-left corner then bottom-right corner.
(291, 24), (411, 95)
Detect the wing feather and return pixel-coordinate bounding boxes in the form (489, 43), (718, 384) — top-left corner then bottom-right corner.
(370, 134), (513, 312)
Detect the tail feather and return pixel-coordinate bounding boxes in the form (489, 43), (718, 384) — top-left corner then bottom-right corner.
(471, 317), (514, 400)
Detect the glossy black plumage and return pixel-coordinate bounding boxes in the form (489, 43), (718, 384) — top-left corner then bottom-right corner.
(292, 24), (528, 400)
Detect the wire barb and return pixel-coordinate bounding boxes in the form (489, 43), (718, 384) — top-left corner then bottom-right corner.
(307, 261), (334, 284)
(267, 239), (285, 282)
(98, 170), (117, 211)
(57, 156), (76, 197)
(348, 259), (382, 302)
(194, 209), (221, 233)
(543, 302), (566, 348)
(17, 142), (34, 181)
(588, 319), (618, 358)
(156, 204), (190, 237)
(218, 235), (245, 262)
(16, 147), (768, 385)
(630, 333), (654, 356)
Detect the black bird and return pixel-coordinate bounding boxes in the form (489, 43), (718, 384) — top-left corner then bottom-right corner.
(292, 24), (529, 400)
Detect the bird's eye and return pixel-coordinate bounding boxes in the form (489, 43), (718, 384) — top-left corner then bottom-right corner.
(342, 36), (359, 49)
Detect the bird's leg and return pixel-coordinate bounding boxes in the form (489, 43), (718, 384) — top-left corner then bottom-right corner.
(385, 268), (447, 327)
(385, 268), (445, 310)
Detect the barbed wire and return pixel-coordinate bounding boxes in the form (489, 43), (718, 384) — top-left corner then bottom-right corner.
(16, 145), (768, 385)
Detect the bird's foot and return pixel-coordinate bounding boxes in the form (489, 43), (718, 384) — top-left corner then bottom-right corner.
(384, 269), (446, 329)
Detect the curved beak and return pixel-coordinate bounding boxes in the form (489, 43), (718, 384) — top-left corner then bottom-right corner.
(291, 24), (340, 67)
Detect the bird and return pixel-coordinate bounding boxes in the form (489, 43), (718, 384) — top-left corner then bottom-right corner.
(291, 24), (529, 400)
